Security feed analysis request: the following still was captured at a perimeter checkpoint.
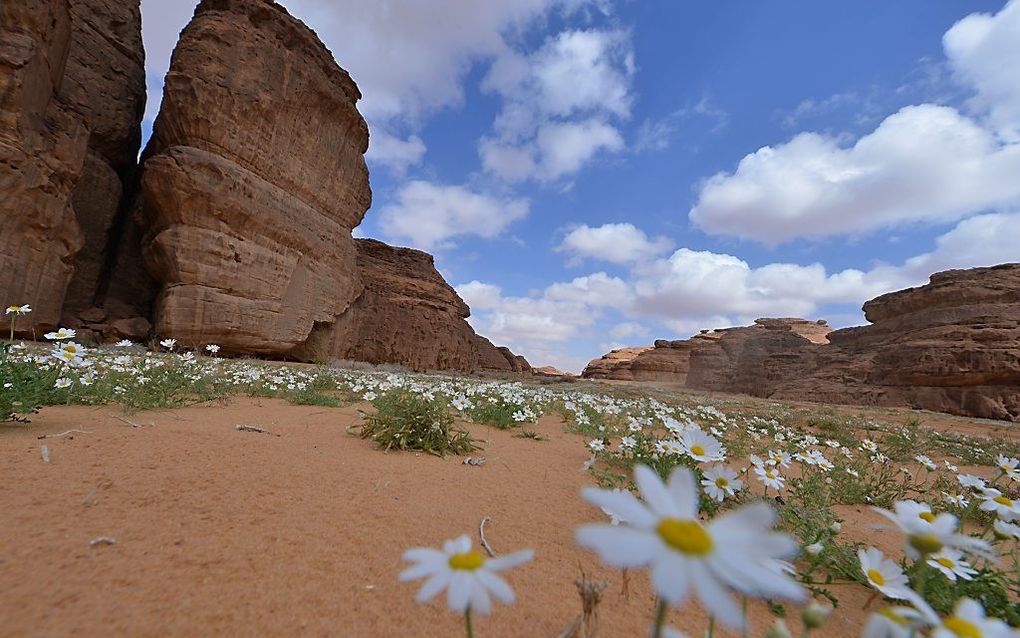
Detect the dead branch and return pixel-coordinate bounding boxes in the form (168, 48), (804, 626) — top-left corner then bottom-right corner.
(235, 424), (278, 436)
(463, 456), (486, 466)
(37, 429), (91, 439)
(40, 445), (50, 464)
(113, 416), (153, 428)
(88, 536), (116, 548)
(479, 516), (496, 558)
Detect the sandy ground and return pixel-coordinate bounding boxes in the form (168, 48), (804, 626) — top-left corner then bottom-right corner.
(0, 396), (1007, 637)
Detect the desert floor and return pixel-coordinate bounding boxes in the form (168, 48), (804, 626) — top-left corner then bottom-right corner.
(2, 393), (1016, 637)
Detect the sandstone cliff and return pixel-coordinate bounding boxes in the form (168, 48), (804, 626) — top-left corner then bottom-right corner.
(583, 267), (1020, 421)
(0, 0), (145, 334)
(294, 239), (525, 373)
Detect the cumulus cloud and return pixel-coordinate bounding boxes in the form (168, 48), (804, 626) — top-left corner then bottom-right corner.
(558, 222), (674, 265)
(377, 181), (529, 251)
(690, 0), (1020, 245)
(480, 28), (634, 181)
(944, 0), (1020, 141)
(690, 105), (1020, 244)
(366, 131), (427, 174)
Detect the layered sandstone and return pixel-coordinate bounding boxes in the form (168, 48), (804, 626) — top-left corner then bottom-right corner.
(772, 264), (1020, 421)
(137, 0), (370, 353)
(294, 240), (524, 373)
(0, 0), (145, 333)
(0, 1), (87, 330)
(583, 266), (1020, 421)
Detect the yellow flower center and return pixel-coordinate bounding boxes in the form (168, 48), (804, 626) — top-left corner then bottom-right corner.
(993, 496), (1013, 507)
(919, 511), (935, 523)
(943, 617), (982, 638)
(867, 569), (885, 586)
(878, 608), (908, 625)
(715, 478), (729, 488)
(657, 518), (714, 556)
(690, 445), (706, 456)
(448, 550), (486, 571)
(936, 557), (956, 569)
(909, 533), (943, 556)
(766, 470), (777, 479)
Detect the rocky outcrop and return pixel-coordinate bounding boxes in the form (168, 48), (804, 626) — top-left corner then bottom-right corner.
(583, 266), (1020, 421)
(582, 347), (653, 380)
(137, 0), (370, 353)
(0, 0), (144, 333)
(293, 239), (523, 373)
(0, 1), (87, 330)
(771, 264), (1020, 421)
(130, 0), (528, 372)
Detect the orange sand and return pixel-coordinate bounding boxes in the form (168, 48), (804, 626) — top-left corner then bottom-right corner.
(0, 396), (1008, 637)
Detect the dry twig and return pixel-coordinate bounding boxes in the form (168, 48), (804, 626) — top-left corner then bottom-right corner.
(235, 424), (278, 436)
(37, 429), (91, 440)
(40, 445), (50, 464)
(88, 536), (116, 548)
(558, 570), (608, 638)
(479, 516), (496, 557)
(113, 416), (153, 428)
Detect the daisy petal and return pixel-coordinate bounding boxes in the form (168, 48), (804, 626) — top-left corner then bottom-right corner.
(476, 570), (516, 605)
(487, 549), (534, 572)
(651, 553), (691, 604)
(692, 562), (743, 629)
(468, 577), (493, 616)
(581, 487), (656, 528)
(666, 467), (699, 518)
(576, 524), (660, 567)
(447, 571), (472, 613)
(635, 465), (680, 518)
(416, 571), (451, 604)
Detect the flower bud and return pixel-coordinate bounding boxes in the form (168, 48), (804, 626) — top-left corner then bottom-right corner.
(805, 542), (823, 556)
(801, 602), (831, 630)
(829, 521), (841, 534)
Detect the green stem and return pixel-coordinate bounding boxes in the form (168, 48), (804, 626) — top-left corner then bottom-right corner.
(912, 560), (928, 601)
(741, 598), (748, 638)
(651, 599), (667, 638)
(465, 607), (474, 638)
(706, 615), (715, 638)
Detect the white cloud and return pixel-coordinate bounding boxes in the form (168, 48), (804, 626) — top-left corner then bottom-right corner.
(544, 272), (631, 306)
(944, 0), (1020, 141)
(366, 131), (426, 174)
(377, 181), (529, 250)
(558, 222), (673, 265)
(634, 97), (729, 152)
(609, 321), (649, 340)
(690, 1), (1020, 245)
(480, 28), (634, 181)
(690, 105), (1020, 244)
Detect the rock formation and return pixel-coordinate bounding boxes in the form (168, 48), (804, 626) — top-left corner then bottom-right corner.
(128, 0), (528, 371)
(0, 0), (145, 334)
(771, 264), (1020, 421)
(583, 266), (1020, 421)
(293, 240), (526, 373)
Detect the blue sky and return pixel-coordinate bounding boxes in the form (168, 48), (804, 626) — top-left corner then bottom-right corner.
(140, 0), (1020, 372)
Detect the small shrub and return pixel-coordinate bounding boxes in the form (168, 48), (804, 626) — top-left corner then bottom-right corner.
(353, 389), (479, 456)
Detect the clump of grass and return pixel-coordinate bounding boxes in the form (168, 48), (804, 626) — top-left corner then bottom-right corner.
(467, 397), (527, 429)
(513, 429), (547, 441)
(0, 357), (56, 422)
(353, 389), (480, 456)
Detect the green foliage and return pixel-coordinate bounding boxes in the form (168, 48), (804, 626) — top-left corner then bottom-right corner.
(513, 429), (547, 441)
(0, 353), (57, 422)
(922, 565), (1020, 626)
(467, 397), (530, 429)
(353, 389), (480, 456)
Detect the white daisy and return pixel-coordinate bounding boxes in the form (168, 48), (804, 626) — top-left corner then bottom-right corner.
(931, 598), (1015, 638)
(44, 328), (75, 340)
(577, 465), (803, 630)
(679, 429), (724, 463)
(701, 465), (741, 502)
(978, 488), (1020, 520)
(206, 344), (221, 354)
(755, 465), (785, 491)
(400, 535), (533, 616)
(995, 455), (1019, 481)
(114, 339), (133, 347)
(993, 519), (1020, 540)
(872, 501), (995, 560)
(159, 338), (176, 350)
(858, 547), (913, 600)
(927, 548), (977, 582)
(5, 304), (31, 315)
(54, 377), (73, 389)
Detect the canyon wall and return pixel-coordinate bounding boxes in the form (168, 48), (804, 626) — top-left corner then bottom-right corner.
(584, 266), (1020, 421)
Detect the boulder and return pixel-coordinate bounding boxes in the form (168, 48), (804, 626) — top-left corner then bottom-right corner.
(137, 0), (370, 353)
(293, 239), (521, 373)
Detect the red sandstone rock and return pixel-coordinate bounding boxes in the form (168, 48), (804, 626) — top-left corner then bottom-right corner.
(583, 267), (1020, 421)
(0, 1), (87, 330)
(294, 239), (521, 373)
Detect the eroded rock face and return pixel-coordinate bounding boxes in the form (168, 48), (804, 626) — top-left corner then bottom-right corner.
(584, 267), (1020, 421)
(0, 0), (145, 332)
(138, 0), (370, 353)
(0, 1), (87, 330)
(294, 239), (522, 373)
(772, 264), (1020, 421)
